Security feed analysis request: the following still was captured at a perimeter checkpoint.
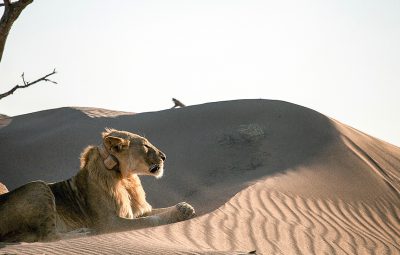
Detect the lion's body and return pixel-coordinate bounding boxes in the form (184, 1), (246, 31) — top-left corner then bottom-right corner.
(0, 129), (195, 242)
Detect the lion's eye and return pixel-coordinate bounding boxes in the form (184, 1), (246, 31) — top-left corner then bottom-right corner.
(143, 144), (150, 151)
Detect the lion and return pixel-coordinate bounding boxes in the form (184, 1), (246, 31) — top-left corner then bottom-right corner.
(0, 128), (195, 242)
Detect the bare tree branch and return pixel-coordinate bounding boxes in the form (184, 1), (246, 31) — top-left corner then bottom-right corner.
(0, 1), (60, 101)
(0, 69), (57, 100)
(0, 0), (33, 61)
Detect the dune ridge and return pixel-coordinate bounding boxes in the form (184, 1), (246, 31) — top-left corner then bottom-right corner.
(0, 99), (399, 254)
(72, 107), (135, 118)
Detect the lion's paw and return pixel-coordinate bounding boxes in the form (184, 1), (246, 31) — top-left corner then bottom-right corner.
(175, 202), (196, 221)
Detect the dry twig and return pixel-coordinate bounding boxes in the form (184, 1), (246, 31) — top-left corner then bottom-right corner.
(0, 69), (57, 100)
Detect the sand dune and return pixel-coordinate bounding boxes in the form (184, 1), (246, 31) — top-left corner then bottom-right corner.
(0, 99), (399, 254)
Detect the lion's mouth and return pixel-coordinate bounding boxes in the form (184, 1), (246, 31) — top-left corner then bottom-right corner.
(149, 164), (161, 173)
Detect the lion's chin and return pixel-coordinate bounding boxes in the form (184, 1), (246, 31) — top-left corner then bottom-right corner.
(154, 168), (164, 179)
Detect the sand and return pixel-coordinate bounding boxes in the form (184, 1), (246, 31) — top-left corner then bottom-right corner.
(0, 99), (399, 254)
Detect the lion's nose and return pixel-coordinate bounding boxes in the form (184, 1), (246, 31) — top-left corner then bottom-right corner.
(160, 152), (166, 161)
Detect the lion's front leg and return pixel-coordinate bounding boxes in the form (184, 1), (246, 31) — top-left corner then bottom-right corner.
(142, 206), (173, 216)
(108, 215), (163, 232)
(107, 202), (195, 232)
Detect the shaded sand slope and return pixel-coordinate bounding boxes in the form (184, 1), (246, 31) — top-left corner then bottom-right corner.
(1, 99), (399, 254)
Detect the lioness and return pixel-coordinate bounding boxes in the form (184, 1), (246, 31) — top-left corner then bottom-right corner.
(0, 129), (195, 242)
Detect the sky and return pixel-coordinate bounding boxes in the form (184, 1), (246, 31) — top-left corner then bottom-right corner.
(0, 0), (399, 146)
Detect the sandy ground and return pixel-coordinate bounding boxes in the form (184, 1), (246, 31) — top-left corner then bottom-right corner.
(0, 99), (399, 254)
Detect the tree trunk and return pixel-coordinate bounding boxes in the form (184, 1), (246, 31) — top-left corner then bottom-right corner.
(0, 0), (33, 62)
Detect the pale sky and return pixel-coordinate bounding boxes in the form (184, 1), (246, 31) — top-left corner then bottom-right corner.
(0, 0), (399, 146)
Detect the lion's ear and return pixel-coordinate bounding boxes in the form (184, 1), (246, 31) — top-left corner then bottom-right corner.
(104, 136), (130, 152)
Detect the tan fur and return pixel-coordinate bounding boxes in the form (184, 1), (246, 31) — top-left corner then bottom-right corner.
(0, 129), (195, 242)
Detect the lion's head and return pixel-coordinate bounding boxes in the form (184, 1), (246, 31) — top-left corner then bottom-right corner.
(101, 128), (166, 178)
